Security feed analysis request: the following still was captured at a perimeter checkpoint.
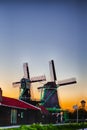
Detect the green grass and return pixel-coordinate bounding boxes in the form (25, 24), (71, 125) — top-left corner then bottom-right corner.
(1, 123), (87, 130)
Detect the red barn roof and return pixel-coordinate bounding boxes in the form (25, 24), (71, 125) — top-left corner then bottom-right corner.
(0, 96), (41, 111)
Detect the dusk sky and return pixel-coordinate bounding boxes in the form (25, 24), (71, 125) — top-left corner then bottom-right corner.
(0, 0), (87, 110)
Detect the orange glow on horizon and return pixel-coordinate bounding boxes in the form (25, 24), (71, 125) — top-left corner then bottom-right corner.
(3, 90), (87, 111)
(1, 81), (87, 111)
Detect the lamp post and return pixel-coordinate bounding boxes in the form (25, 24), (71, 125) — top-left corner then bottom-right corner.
(80, 100), (86, 130)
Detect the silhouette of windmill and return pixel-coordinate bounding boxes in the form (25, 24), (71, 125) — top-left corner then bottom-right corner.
(12, 63), (46, 105)
(38, 60), (77, 112)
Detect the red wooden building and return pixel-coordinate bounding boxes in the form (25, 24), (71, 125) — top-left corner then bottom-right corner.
(0, 88), (42, 126)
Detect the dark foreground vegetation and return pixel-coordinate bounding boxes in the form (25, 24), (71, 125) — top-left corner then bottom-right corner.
(1, 123), (87, 130)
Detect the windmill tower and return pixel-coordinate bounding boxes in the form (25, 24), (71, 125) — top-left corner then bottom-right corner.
(38, 60), (77, 112)
(12, 63), (46, 105)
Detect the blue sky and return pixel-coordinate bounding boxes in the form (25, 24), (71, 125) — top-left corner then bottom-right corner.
(0, 0), (87, 109)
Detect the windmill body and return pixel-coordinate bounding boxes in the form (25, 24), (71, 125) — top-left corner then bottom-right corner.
(19, 78), (31, 102)
(42, 82), (60, 108)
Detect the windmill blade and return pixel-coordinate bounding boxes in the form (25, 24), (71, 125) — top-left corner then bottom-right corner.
(38, 86), (58, 90)
(49, 60), (57, 82)
(57, 77), (77, 86)
(30, 75), (46, 83)
(38, 78), (77, 89)
(38, 86), (46, 89)
(23, 63), (30, 79)
(12, 81), (20, 87)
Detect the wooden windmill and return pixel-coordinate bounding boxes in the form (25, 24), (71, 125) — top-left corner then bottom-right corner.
(38, 60), (77, 112)
(12, 63), (46, 105)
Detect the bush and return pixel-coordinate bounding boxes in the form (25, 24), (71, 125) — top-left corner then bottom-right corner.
(20, 125), (37, 130)
(1, 123), (87, 130)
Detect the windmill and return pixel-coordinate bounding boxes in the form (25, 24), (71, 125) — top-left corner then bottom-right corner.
(38, 60), (77, 112)
(12, 63), (46, 105)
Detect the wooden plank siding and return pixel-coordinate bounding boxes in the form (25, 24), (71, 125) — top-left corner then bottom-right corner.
(0, 106), (42, 126)
(0, 106), (11, 126)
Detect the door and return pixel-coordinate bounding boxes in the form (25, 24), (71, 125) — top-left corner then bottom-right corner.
(11, 109), (17, 124)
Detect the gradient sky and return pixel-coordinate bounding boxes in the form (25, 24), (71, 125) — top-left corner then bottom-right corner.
(0, 0), (87, 110)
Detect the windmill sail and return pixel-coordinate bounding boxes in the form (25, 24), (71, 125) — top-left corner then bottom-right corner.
(23, 63), (30, 79)
(49, 60), (57, 82)
(31, 75), (46, 82)
(58, 77), (77, 86)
